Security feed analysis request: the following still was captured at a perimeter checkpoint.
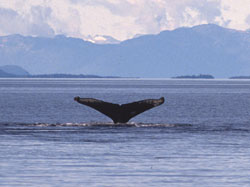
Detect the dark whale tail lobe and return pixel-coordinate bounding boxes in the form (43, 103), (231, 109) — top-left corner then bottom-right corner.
(74, 97), (165, 123)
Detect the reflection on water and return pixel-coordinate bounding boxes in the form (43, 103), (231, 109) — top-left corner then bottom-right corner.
(1, 79), (250, 186)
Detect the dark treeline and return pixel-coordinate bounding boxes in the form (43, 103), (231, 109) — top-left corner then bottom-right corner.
(172, 74), (214, 79)
(230, 76), (250, 79)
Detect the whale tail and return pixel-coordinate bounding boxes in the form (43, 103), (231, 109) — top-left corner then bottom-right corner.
(74, 97), (165, 123)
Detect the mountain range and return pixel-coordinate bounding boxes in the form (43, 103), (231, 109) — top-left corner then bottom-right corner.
(0, 65), (30, 77)
(0, 24), (250, 78)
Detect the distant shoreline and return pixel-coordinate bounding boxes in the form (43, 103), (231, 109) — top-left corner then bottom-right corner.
(2, 73), (250, 79)
(2, 77), (250, 80)
(0, 74), (120, 79)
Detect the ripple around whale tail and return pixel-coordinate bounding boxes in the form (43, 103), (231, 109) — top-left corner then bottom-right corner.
(0, 122), (192, 128)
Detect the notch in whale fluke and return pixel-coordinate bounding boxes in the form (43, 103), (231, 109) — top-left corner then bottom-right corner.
(74, 97), (165, 123)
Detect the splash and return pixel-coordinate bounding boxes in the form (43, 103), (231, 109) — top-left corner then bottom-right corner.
(0, 122), (192, 128)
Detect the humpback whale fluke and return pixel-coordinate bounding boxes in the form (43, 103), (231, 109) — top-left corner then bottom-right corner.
(74, 97), (165, 123)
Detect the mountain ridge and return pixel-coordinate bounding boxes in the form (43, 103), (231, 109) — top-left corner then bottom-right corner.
(0, 24), (250, 78)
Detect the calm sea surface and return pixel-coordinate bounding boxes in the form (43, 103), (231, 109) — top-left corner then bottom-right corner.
(1, 78), (250, 186)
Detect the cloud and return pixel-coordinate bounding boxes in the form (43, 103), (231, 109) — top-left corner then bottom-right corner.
(0, 6), (54, 37)
(65, 0), (223, 38)
(246, 15), (250, 25)
(28, 6), (54, 36)
(0, 0), (249, 41)
(220, 0), (250, 30)
(151, 0), (222, 30)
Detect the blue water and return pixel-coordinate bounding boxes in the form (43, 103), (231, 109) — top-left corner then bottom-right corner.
(1, 78), (250, 186)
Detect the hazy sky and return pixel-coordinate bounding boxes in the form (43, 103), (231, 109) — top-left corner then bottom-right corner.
(0, 0), (249, 40)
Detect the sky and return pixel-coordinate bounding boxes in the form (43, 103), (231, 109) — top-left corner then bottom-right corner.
(0, 0), (249, 41)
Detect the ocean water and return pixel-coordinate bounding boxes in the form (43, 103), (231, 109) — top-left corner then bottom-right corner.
(1, 78), (250, 186)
